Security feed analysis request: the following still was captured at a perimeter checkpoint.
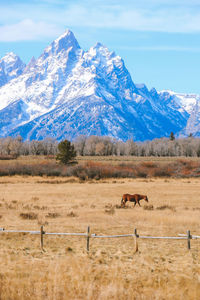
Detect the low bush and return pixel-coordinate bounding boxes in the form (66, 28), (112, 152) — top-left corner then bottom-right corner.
(143, 205), (154, 210)
(19, 212), (38, 220)
(46, 212), (60, 218)
(105, 206), (115, 215)
(67, 211), (77, 217)
(0, 158), (200, 179)
(156, 205), (176, 212)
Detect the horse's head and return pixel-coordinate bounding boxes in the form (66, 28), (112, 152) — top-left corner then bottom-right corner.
(144, 195), (148, 202)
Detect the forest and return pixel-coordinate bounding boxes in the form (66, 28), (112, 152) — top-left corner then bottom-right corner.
(0, 134), (200, 158)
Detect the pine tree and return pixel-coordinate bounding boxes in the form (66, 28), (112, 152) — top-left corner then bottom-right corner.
(170, 132), (175, 141)
(56, 140), (76, 164)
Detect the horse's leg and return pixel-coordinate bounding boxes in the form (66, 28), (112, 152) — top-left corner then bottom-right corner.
(121, 198), (126, 208)
(138, 200), (141, 207)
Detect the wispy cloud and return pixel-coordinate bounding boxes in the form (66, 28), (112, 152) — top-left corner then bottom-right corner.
(118, 45), (200, 52)
(0, 0), (200, 42)
(66, 6), (200, 33)
(0, 19), (60, 42)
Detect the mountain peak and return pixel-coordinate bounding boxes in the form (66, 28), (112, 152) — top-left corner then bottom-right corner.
(93, 42), (105, 49)
(1, 52), (21, 64)
(0, 52), (25, 84)
(0, 29), (199, 141)
(54, 29), (75, 43)
(24, 56), (36, 73)
(87, 43), (117, 63)
(44, 29), (81, 56)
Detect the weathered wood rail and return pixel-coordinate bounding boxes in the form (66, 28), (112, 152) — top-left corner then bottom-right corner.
(0, 227), (199, 252)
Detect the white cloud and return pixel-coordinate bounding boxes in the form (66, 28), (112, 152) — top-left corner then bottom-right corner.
(0, 1), (200, 42)
(0, 19), (61, 42)
(63, 4), (200, 33)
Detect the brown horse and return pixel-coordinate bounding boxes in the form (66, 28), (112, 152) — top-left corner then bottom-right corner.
(121, 194), (148, 207)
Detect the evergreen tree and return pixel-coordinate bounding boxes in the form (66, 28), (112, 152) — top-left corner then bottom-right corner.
(170, 132), (175, 141)
(56, 140), (76, 164)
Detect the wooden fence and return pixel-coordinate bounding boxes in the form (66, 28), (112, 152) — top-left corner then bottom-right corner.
(0, 227), (199, 252)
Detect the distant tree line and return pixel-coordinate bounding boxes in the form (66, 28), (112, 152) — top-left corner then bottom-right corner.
(0, 135), (200, 158)
(0, 137), (58, 157)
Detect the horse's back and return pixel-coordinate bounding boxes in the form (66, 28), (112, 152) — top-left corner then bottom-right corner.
(122, 193), (130, 198)
(122, 194), (136, 201)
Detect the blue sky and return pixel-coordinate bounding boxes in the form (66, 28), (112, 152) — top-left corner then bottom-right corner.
(0, 0), (200, 94)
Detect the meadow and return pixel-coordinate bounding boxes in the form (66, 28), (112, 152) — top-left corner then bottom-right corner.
(0, 159), (200, 300)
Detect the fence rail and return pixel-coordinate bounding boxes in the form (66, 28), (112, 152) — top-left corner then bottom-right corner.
(0, 227), (199, 252)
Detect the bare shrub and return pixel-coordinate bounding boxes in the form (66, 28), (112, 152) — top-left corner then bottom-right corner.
(19, 212), (38, 220)
(67, 211), (77, 217)
(143, 205), (154, 210)
(193, 207), (200, 211)
(105, 206), (115, 215)
(105, 204), (113, 209)
(156, 205), (176, 212)
(33, 205), (47, 210)
(5, 203), (17, 209)
(22, 204), (33, 210)
(66, 247), (73, 252)
(0, 154), (18, 160)
(152, 166), (172, 177)
(0, 156), (199, 179)
(141, 162), (158, 168)
(177, 159), (189, 166)
(46, 212), (60, 218)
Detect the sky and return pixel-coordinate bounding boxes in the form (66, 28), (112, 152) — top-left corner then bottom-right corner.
(0, 0), (200, 94)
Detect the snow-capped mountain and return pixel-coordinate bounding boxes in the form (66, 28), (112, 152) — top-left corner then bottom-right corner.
(158, 90), (200, 138)
(0, 29), (199, 141)
(0, 52), (25, 87)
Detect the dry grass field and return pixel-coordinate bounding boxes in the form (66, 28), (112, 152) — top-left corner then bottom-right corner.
(0, 173), (200, 300)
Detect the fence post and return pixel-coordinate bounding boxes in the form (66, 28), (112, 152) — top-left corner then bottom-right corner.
(41, 226), (44, 251)
(134, 228), (139, 252)
(187, 230), (191, 250)
(87, 226), (90, 252)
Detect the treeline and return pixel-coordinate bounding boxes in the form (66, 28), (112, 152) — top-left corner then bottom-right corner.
(0, 137), (58, 157)
(1, 135), (200, 157)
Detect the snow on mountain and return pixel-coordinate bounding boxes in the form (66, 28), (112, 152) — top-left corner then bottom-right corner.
(0, 29), (199, 141)
(159, 90), (199, 114)
(178, 96), (200, 137)
(0, 52), (26, 87)
(158, 90), (200, 137)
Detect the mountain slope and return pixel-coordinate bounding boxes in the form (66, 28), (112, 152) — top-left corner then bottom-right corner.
(0, 52), (25, 87)
(0, 29), (199, 141)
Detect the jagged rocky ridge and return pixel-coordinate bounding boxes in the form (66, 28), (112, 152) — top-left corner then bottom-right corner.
(0, 29), (199, 141)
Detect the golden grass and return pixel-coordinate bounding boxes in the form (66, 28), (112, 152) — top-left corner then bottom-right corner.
(1, 154), (200, 165)
(0, 176), (200, 299)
